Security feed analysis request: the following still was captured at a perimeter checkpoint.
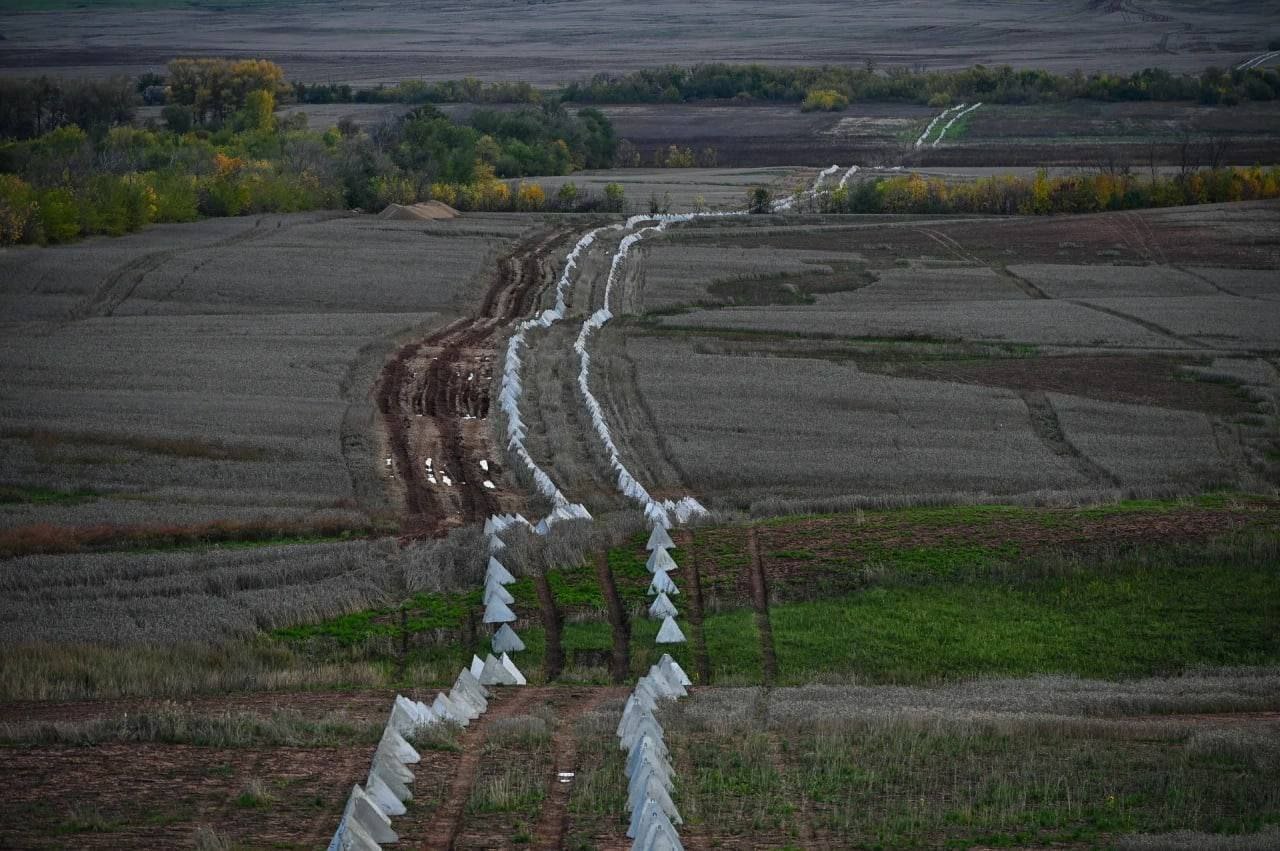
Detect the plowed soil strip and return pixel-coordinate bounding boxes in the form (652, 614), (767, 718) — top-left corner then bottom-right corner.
(594, 550), (632, 684)
(746, 527), (780, 685)
(680, 530), (713, 685)
(532, 688), (624, 851)
(416, 687), (540, 848)
(377, 227), (569, 538)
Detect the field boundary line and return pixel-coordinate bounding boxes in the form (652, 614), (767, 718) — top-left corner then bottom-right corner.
(1021, 390), (1122, 487)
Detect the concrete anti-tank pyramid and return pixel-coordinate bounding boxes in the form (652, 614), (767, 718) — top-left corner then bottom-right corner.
(484, 581), (515, 605)
(455, 667), (491, 701)
(500, 652), (527, 685)
(486, 557), (516, 585)
(655, 616), (686, 644)
(483, 597), (517, 624)
(645, 548), (677, 574)
(648, 570), (678, 596)
(646, 525), (675, 551)
(478, 653), (517, 686)
(377, 726), (421, 765)
(491, 622), (525, 653)
(658, 654), (692, 687)
(364, 771), (407, 816)
(327, 813), (381, 851)
(345, 785), (398, 844)
(369, 757), (413, 800)
(648, 592), (678, 619)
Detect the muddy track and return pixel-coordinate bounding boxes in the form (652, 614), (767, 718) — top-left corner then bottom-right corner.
(377, 227), (570, 537)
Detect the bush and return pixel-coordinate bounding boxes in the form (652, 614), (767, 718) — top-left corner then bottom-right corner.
(801, 88), (849, 112)
(603, 182), (626, 212)
(0, 174), (37, 244)
(747, 185), (773, 213)
(161, 104), (193, 134)
(146, 171), (199, 223)
(36, 187), (80, 243)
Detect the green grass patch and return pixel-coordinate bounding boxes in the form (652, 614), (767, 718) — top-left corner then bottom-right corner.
(768, 558), (1280, 684)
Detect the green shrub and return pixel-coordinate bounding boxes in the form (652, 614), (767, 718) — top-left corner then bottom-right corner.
(0, 174), (37, 244)
(36, 187), (81, 243)
(800, 89), (848, 112)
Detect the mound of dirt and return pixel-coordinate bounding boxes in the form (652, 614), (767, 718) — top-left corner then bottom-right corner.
(378, 201), (461, 221)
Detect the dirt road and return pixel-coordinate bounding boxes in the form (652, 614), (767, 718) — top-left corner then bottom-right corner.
(377, 227), (570, 538)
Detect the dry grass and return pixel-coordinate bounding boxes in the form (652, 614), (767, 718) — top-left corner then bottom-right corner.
(0, 707), (383, 748)
(0, 640), (386, 701)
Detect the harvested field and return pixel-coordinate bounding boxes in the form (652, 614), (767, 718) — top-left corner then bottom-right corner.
(5, 0), (1273, 84)
(0, 212), (537, 535)
(0, 540), (396, 645)
(554, 203), (1280, 509)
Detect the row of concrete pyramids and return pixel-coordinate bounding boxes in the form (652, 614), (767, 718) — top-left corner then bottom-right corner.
(646, 525), (686, 645)
(326, 536), (533, 848)
(618, 655), (692, 850)
(495, 226), (605, 536)
(326, 663), (509, 850)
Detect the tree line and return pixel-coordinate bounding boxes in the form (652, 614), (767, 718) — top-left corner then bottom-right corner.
(0, 59), (620, 245)
(562, 63), (1280, 108)
(803, 167), (1280, 216)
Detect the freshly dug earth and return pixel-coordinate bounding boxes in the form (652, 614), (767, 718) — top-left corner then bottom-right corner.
(378, 201), (461, 221)
(376, 226), (573, 537)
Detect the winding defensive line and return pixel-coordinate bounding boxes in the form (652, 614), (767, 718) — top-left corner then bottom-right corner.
(932, 102), (982, 147)
(916, 104), (964, 148)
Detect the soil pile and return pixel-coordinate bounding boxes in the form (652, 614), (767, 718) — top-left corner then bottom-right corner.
(378, 201), (461, 221)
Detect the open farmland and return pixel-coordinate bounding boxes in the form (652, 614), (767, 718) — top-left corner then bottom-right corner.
(4, 3), (1280, 846)
(3, 0), (1276, 84)
(0, 213), (535, 539)
(532, 201), (1280, 513)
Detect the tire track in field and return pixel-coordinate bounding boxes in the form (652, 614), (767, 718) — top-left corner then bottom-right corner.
(593, 550), (632, 685)
(417, 687), (541, 849)
(531, 687), (625, 851)
(679, 529), (713, 685)
(67, 212), (344, 320)
(377, 226), (570, 537)
(1021, 390), (1121, 487)
(745, 527), (779, 685)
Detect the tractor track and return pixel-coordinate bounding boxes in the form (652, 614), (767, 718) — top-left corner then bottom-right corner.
(376, 226), (571, 538)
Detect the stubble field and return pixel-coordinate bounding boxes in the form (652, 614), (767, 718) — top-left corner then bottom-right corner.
(3, 0), (1275, 84)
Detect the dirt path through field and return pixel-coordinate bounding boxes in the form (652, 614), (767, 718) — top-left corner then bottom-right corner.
(680, 530), (713, 685)
(594, 550), (632, 684)
(377, 227), (570, 538)
(531, 687), (624, 850)
(415, 686), (541, 848)
(746, 528), (780, 685)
